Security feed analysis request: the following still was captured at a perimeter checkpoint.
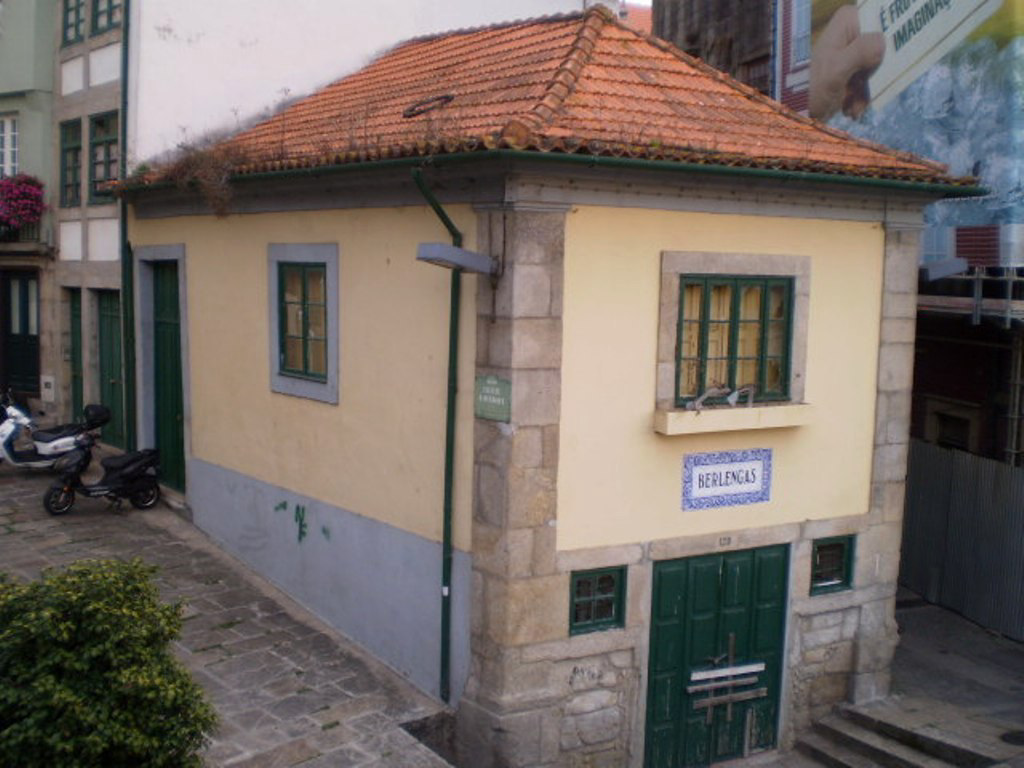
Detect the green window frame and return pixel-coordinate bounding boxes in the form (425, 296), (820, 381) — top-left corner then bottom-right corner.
(278, 262), (328, 381)
(810, 536), (855, 595)
(88, 112), (118, 204)
(91, 0), (122, 34)
(676, 275), (793, 407)
(60, 120), (82, 207)
(570, 567), (626, 635)
(62, 0), (85, 45)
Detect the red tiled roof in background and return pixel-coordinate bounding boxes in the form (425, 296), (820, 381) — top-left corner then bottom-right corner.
(621, 4), (653, 34)
(212, 7), (964, 187)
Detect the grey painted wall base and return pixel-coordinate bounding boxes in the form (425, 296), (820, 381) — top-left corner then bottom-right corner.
(187, 458), (471, 702)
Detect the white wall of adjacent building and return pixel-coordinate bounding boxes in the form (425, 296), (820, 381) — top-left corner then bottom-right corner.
(126, 0), (583, 166)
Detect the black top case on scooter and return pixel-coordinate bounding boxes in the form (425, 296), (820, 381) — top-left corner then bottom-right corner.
(32, 404), (111, 445)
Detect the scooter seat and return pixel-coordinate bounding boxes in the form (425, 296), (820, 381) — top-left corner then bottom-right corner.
(33, 424), (81, 443)
(100, 448), (157, 472)
(101, 453), (138, 471)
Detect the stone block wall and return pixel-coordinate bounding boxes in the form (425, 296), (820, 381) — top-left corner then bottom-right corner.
(456, 209), (920, 766)
(458, 206), (641, 767)
(780, 223), (921, 736)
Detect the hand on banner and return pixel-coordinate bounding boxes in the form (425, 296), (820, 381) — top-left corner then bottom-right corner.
(809, 4), (885, 120)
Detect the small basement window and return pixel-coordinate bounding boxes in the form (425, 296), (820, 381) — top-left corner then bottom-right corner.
(570, 567), (626, 635)
(810, 536), (854, 595)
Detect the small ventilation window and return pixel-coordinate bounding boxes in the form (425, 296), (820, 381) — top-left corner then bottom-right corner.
(810, 536), (854, 595)
(570, 567), (626, 635)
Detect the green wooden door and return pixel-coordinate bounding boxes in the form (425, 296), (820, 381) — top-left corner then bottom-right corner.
(153, 262), (184, 491)
(2, 272), (40, 394)
(97, 290), (124, 448)
(647, 546), (788, 767)
(69, 289), (83, 418)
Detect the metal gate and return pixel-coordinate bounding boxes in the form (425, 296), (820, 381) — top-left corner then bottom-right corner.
(902, 439), (1024, 641)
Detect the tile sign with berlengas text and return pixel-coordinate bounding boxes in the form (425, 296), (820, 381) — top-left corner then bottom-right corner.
(682, 449), (772, 510)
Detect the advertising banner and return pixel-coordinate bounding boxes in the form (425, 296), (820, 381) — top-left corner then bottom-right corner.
(800, 0), (1023, 254)
(807, 0), (1013, 120)
(857, 0), (1001, 110)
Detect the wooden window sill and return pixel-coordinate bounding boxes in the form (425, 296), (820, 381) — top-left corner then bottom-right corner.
(654, 403), (813, 435)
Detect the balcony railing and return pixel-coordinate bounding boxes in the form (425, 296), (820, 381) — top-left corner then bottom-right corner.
(0, 221), (40, 243)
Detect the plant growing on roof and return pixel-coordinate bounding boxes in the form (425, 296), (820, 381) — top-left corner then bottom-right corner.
(0, 174), (45, 230)
(161, 142), (248, 217)
(0, 558), (217, 767)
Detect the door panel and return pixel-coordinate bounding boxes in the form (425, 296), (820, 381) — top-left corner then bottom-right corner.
(649, 561), (688, 768)
(97, 291), (124, 448)
(2, 272), (40, 394)
(69, 289), (83, 418)
(153, 261), (184, 490)
(647, 546), (789, 767)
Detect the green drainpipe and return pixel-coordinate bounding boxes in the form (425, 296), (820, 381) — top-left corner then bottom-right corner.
(412, 167), (461, 704)
(119, 0), (136, 450)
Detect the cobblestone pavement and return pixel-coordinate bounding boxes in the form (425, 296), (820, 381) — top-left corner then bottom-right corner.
(0, 467), (452, 767)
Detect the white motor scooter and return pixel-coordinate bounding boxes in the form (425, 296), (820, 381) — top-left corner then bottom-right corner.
(0, 390), (111, 470)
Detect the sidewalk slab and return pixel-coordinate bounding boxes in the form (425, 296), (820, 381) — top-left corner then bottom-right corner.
(0, 468), (452, 767)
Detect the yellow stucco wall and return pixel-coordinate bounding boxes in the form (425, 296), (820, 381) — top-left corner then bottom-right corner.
(559, 206), (884, 551)
(129, 206), (477, 550)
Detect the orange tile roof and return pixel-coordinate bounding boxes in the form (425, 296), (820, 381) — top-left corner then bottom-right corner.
(213, 7), (964, 187)
(621, 4), (653, 35)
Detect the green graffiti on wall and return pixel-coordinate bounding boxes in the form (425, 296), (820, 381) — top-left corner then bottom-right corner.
(274, 500), (309, 543)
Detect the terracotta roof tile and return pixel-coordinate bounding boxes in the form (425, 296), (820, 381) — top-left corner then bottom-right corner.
(203, 7), (965, 187)
(621, 4), (653, 35)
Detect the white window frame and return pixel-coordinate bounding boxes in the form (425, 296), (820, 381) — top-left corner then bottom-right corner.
(0, 115), (18, 178)
(791, 0), (812, 67)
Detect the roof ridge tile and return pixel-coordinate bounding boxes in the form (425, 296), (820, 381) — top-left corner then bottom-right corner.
(501, 6), (609, 148)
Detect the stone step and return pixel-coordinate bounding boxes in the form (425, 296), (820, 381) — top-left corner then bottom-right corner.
(775, 750), (833, 768)
(811, 714), (959, 768)
(731, 747), (831, 768)
(798, 730), (893, 768)
(839, 703), (1001, 767)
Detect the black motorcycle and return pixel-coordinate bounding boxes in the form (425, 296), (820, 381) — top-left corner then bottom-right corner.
(43, 432), (161, 515)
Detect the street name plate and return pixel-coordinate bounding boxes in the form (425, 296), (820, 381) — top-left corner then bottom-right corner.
(474, 375), (511, 422)
(682, 449), (772, 510)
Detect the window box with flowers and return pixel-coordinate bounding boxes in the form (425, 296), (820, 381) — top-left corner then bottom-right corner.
(0, 174), (45, 243)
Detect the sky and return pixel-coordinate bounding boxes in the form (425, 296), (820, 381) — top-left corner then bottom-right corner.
(130, 0), (656, 162)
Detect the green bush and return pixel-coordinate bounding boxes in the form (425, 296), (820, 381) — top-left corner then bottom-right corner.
(0, 559), (217, 767)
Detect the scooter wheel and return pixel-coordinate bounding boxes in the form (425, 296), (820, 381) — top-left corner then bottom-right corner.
(44, 485), (75, 516)
(129, 484), (161, 510)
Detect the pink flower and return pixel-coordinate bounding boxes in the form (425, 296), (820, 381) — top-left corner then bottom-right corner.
(0, 174), (46, 229)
